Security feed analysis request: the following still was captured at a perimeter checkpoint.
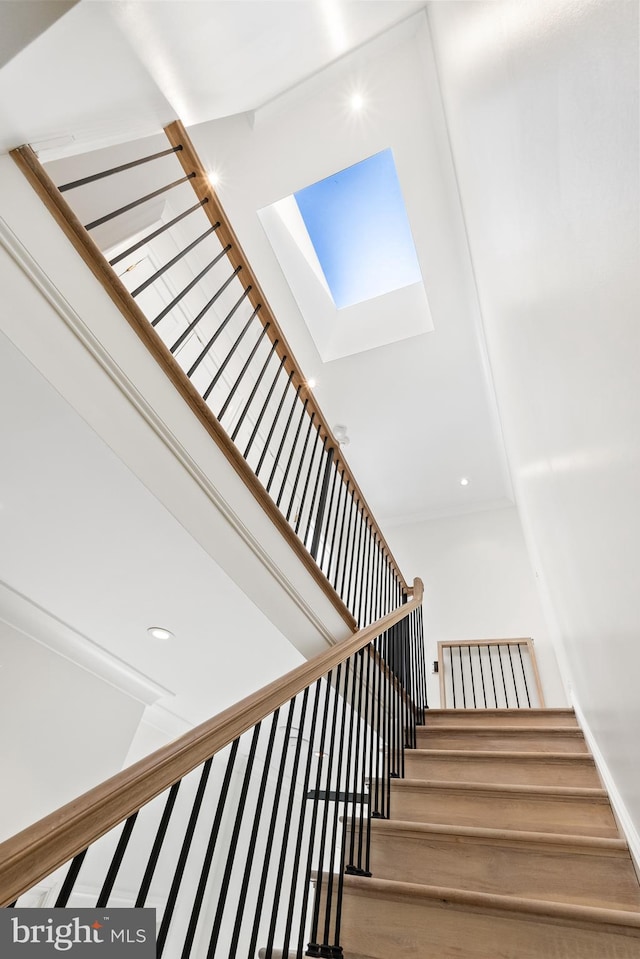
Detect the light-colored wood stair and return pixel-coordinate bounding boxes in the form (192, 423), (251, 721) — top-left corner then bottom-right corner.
(338, 707), (640, 957)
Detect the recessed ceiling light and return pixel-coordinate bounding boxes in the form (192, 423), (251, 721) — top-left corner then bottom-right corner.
(307, 378), (317, 389)
(460, 477), (469, 487)
(207, 170), (220, 188)
(350, 92), (365, 112)
(147, 626), (174, 641)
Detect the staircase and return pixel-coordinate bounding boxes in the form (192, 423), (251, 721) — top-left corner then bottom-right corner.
(338, 708), (640, 958)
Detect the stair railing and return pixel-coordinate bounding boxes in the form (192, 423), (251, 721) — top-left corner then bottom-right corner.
(437, 638), (545, 709)
(0, 580), (426, 959)
(12, 123), (407, 630)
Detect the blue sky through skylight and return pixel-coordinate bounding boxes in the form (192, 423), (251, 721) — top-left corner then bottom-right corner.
(293, 149), (421, 310)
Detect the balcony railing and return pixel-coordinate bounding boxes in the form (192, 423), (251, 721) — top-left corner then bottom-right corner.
(12, 123), (408, 630)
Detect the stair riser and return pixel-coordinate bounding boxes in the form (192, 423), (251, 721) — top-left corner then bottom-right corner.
(368, 829), (640, 910)
(405, 752), (600, 787)
(417, 729), (588, 752)
(390, 784), (619, 838)
(426, 709), (579, 728)
(339, 887), (640, 959)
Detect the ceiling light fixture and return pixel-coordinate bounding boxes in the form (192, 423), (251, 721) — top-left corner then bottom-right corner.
(307, 378), (317, 390)
(350, 92), (365, 112)
(147, 626), (174, 641)
(207, 170), (220, 188)
(460, 477), (469, 487)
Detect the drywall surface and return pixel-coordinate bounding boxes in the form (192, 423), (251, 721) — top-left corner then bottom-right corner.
(388, 507), (567, 708)
(0, 620), (144, 841)
(429, 0), (640, 830)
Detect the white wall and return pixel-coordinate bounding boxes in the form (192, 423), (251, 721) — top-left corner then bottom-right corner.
(429, 1), (640, 838)
(388, 506), (567, 708)
(0, 621), (144, 841)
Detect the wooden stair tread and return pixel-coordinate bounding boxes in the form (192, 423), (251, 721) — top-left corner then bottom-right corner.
(427, 708), (576, 717)
(342, 874), (640, 928)
(370, 817), (629, 852)
(418, 724), (585, 734)
(394, 778), (609, 799)
(410, 747), (594, 762)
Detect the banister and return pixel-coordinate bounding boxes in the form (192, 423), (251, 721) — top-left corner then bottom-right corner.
(0, 578), (423, 907)
(164, 120), (408, 596)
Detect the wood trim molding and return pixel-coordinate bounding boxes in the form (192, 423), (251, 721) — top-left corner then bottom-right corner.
(0, 580), (422, 906)
(163, 120), (409, 594)
(10, 142), (357, 632)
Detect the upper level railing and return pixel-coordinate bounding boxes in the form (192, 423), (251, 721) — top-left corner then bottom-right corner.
(12, 122), (408, 631)
(437, 638), (545, 709)
(0, 581), (426, 959)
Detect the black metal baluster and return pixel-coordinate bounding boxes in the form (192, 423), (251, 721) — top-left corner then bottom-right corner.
(135, 782), (181, 907)
(360, 646), (374, 876)
(264, 691), (310, 958)
(130, 224), (219, 297)
(449, 645), (457, 708)
(308, 445), (334, 561)
(152, 245), (233, 327)
(172, 269), (244, 355)
(226, 710), (280, 959)
(202, 297), (258, 401)
(323, 469), (345, 580)
(280, 682), (322, 959)
(496, 644), (508, 707)
(200, 725), (262, 959)
(256, 372), (295, 478)
(275, 399), (309, 508)
(243, 356), (288, 459)
(286, 412), (315, 522)
(467, 645), (477, 709)
(96, 812), (138, 907)
(308, 664), (343, 953)
(320, 661), (351, 954)
(459, 646), (467, 708)
(338, 490), (357, 601)
(418, 604), (428, 715)
(517, 643), (532, 707)
(358, 521), (372, 626)
(346, 651), (366, 873)
(317, 464), (340, 576)
(156, 756), (215, 957)
(330, 476), (349, 589)
(247, 699), (296, 958)
(59, 145), (184, 192)
(507, 643), (520, 708)
(85, 173), (196, 231)
(296, 675), (333, 958)
(54, 849), (88, 907)
(265, 386), (302, 494)
(109, 200), (209, 267)
(487, 643), (498, 708)
(370, 635), (383, 818)
(230, 340), (280, 441)
(477, 644), (488, 709)
(295, 425), (322, 536)
(218, 323), (271, 422)
(348, 505), (365, 621)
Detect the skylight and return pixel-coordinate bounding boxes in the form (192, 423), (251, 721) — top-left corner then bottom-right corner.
(293, 149), (421, 310)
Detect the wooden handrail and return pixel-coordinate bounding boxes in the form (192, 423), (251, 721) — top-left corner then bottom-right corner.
(164, 120), (409, 596)
(0, 579), (422, 907)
